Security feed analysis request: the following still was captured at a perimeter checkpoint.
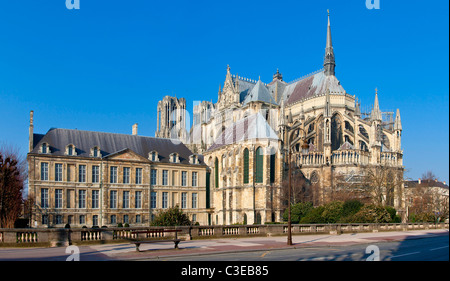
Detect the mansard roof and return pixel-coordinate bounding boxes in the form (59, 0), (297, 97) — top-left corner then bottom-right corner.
(30, 128), (203, 165)
(206, 113), (279, 152)
(242, 79), (278, 106)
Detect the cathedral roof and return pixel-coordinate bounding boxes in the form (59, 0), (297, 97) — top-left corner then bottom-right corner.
(30, 128), (203, 165)
(284, 70), (345, 105)
(231, 76), (257, 103)
(206, 113), (278, 152)
(338, 141), (355, 150)
(242, 79), (278, 106)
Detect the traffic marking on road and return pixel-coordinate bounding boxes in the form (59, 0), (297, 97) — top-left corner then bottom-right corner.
(390, 251), (421, 259)
(429, 246), (449, 251)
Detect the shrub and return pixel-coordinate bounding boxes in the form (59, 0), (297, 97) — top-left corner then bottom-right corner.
(283, 202), (314, 223)
(64, 224), (71, 229)
(342, 200), (364, 218)
(409, 212), (435, 223)
(349, 205), (392, 223)
(321, 201), (344, 223)
(124, 223), (130, 227)
(117, 223), (123, 228)
(300, 206), (326, 224)
(151, 206), (191, 226)
(385, 206), (402, 223)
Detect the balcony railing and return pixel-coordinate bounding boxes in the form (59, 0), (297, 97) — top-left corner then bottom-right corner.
(297, 150), (401, 167)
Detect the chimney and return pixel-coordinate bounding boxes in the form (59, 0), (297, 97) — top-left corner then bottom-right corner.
(29, 110), (34, 152)
(132, 123), (138, 136)
(418, 178), (421, 184)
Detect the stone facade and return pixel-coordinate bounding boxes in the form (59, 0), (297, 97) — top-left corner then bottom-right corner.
(27, 120), (211, 228)
(157, 12), (406, 223)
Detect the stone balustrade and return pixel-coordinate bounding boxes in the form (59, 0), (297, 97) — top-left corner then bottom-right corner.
(332, 150), (370, 165)
(380, 152), (402, 166)
(298, 152), (325, 166)
(0, 222), (447, 247)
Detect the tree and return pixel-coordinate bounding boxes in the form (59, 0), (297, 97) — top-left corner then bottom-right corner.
(422, 171), (437, 181)
(282, 202), (313, 223)
(151, 206), (192, 226)
(361, 165), (403, 207)
(0, 145), (26, 228)
(348, 204), (392, 223)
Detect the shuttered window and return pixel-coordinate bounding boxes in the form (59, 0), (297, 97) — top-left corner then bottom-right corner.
(243, 148), (249, 184)
(270, 153), (276, 184)
(255, 147), (263, 183)
(215, 158), (219, 188)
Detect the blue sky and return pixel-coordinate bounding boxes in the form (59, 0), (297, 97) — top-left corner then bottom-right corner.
(0, 0), (448, 183)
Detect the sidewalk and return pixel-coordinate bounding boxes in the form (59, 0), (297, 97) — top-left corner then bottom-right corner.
(89, 229), (449, 260)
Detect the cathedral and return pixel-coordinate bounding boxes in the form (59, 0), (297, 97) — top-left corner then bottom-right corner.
(156, 12), (406, 224)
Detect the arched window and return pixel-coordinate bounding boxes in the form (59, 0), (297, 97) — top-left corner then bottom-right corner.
(214, 157), (219, 188)
(40, 143), (50, 154)
(243, 148), (249, 184)
(255, 147), (263, 183)
(270, 152), (276, 184)
(66, 144), (76, 156)
(256, 212), (262, 225)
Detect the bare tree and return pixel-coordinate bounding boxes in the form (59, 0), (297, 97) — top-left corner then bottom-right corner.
(0, 144), (26, 228)
(333, 171), (372, 204)
(360, 164), (404, 207)
(422, 171), (437, 181)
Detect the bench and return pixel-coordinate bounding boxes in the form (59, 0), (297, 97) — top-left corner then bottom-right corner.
(131, 229), (182, 252)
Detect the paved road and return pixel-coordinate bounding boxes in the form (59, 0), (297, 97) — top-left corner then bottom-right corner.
(0, 229), (447, 261)
(154, 234), (448, 261)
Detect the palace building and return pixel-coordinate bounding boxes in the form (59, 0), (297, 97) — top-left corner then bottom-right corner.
(27, 113), (212, 227)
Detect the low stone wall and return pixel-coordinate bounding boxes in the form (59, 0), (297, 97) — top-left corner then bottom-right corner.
(0, 222), (448, 247)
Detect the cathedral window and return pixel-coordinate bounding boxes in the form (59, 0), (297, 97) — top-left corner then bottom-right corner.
(255, 147), (264, 183)
(214, 158), (219, 188)
(270, 153), (276, 184)
(243, 148), (249, 184)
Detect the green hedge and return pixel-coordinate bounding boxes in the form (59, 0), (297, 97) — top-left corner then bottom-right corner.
(283, 200), (400, 224)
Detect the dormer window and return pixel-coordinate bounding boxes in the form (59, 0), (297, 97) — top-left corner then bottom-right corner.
(169, 152), (179, 163)
(189, 154), (199, 165)
(40, 143), (50, 154)
(149, 151), (159, 162)
(90, 146), (101, 158)
(66, 144), (77, 156)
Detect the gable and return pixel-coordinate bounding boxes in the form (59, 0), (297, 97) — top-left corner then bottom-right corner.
(105, 149), (149, 162)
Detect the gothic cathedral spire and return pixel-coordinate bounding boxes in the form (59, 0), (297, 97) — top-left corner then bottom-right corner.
(324, 10), (336, 76)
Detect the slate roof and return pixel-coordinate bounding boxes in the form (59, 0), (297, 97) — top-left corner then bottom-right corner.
(31, 128), (204, 165)
(405, 180), (449, 189)
(284, 70), (345, 105)
(206, 113), (279, 152)
(231, 76), (257, 103)
(242, 79), (278, 106)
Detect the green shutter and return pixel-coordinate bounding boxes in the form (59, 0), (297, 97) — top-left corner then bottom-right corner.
(243, 148), (249, 184)
(215, 158), (219, 188)
(206, 172), (211, 208)
(270, 154), (276, 184)
(255, 147), (263, 183)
